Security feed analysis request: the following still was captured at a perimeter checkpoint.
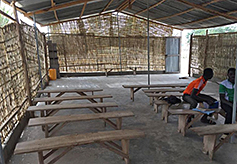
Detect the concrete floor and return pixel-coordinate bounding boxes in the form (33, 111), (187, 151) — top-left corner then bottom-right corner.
(8, 74), (237, 164)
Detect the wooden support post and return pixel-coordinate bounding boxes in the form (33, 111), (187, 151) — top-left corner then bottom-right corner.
(161, 104), (169, 123)
(188, 33), (193, 77)
(43, 35), (49, 84)
(121, 139), (130, 164)
(116, 117), (122, 130)
(178, 115), (188, 136)
(154, 102), (158, 113)
(12, 2), (32, 108)
(44, 125), (49, 138)
(102, 108), (107, 127)
(130, 88), (134, 101)
(38, 151), (44, 164)
(203, 30), (209, 69)
(202, 134), (216, 159)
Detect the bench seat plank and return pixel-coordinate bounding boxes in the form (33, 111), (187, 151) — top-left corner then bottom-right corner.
(191, 124), (237, 136)
(28, 111), (134, 126)
(143, 88), (185, 93)
(37, 89), (103, 93)
(34, 95), (112, 103)
(15, 129), (145, 154)
(122, 83), (188, 88)
(168, 109), (200, 115)
(27, 102), (118, 112)
(145, 92), (183, 97)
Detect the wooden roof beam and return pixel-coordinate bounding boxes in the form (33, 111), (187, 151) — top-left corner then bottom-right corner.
(135, 0), (166, 15)
(157, 0), (224, 21)
(100, 0), (114, 14)
(116, 0), (136, 11)
(51, 0), (59, 22)
(172, 10), (237, 26)
(177, 0), (237, 21)
(80, 2), (87, 19)
(121, 11), (183, 31)
(0, 9), (16, 22)
(25, 0), (95, 17)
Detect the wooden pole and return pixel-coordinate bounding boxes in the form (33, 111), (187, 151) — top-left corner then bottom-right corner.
(203, 30), (209, 69)
(43, 34), (49, 83)
(188, 33), (193, 77)
(12, 2), (32, 106)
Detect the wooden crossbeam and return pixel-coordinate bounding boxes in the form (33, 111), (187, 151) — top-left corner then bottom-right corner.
(0, 9), (16, 22)
(100, 0), (114, 14)
(173, 10), (237, 26)
(117, 0), (136, 11)
(177, 0), (237, 21)
(135, 0), (166, 15)
(80, 2), (87, 19)
(25, 0), (95, 17)
(156, 0), (223, 21)
(51, 0), (59, 22)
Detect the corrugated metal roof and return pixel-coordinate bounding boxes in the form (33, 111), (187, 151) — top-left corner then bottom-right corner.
(3, 0), (237, 29)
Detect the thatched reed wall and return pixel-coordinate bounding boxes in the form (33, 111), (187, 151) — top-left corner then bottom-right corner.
(0, 23), (47, 145)
(49, 13), (172, 73)
(190, 32), (237, 80)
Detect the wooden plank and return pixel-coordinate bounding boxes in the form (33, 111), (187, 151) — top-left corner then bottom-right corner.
(14, 129), (145, 154)
(27, 102), (118, 112)
(145, 92), (183, 97)
(37, 88), (103, 93)
(143, 88), (185, 93)
(33, 95), (112, 103)
(168, 109), (200, 115)
(122, 83), (188, 88)
(191, 124), (237, 136)
(28, 111), (134, 126)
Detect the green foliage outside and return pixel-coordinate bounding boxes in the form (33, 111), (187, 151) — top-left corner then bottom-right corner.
(186, 24), (237, 43)
(0, 5), (12, 27)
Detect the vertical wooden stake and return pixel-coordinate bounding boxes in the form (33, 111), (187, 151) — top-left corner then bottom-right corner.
(116, 117), (122, 130)
(130, 88), (134, 101)
(38, 151), (44, 164)
(121, 139), (129, 164)
(203, 135), (216, 160)
(188, 33), (193, 77)
(43, 35), (49, 84)
(12, 2), (32, 108)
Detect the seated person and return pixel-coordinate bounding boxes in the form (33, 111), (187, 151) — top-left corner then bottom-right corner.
(182, 68), (217, 124)
(219, 68), (235, 140)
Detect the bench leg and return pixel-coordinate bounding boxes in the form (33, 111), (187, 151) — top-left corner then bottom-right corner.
(116, 117), (122, 130)
(161, 105), (169, 123)
(38, 151), (44, 164)
(203, 135), (216, 160)
(102, 108), (107, 127)
(178, 115), (188, 136)
(154, 103), (158, 113)
(130, 88), (134, 101)
(150, 97), (153, 105)
(121, 139), (130, 164)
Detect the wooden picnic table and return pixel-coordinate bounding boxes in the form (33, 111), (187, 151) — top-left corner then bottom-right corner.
(37, 88), (103, 98)
(34, 94), (113, 105)
(122, 83), (188, 101)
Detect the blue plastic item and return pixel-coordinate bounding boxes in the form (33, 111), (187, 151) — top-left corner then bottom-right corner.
(192, 108), (215, 115)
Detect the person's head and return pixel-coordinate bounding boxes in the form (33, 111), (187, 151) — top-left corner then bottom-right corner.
(203, 68), (213, 80)
(227, 68), (235, 84)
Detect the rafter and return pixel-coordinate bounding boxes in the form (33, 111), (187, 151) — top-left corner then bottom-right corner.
(51, 0), (59, 22)
(44, 11), (114, 27)
(172, 10), (237, 26)
(100, 0), (114, 14)
(0, 9), (16, 22)
(135, 0), (166, 15)
(156, 0), (224, 21)
(177, 0), (237, 21)
(25, 0), (95, 17)
(116, 0), (136, 11)
(80, 2), (87, 19)
(121, 11), (183, 31)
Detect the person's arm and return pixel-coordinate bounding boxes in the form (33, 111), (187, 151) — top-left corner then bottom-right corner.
(220, 93), (233, 107)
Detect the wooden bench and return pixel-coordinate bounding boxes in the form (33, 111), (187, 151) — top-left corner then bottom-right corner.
(104, 68), (121, 76)
(127, 66), (142, 75)
(191, 124), (237, 159)
(122, 83), (188, 101)
(169, 109), (219, 136)
(14, 129), (145, 164)
(33, 94), (113, 105)
(28, 111), (135, 137)
(37, 88), (103, 98)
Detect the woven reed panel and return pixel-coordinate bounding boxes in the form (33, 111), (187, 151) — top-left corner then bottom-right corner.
(49, 13), (171, 73)
(0, 23), (47, 144)
(191, 32), (237, 80)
